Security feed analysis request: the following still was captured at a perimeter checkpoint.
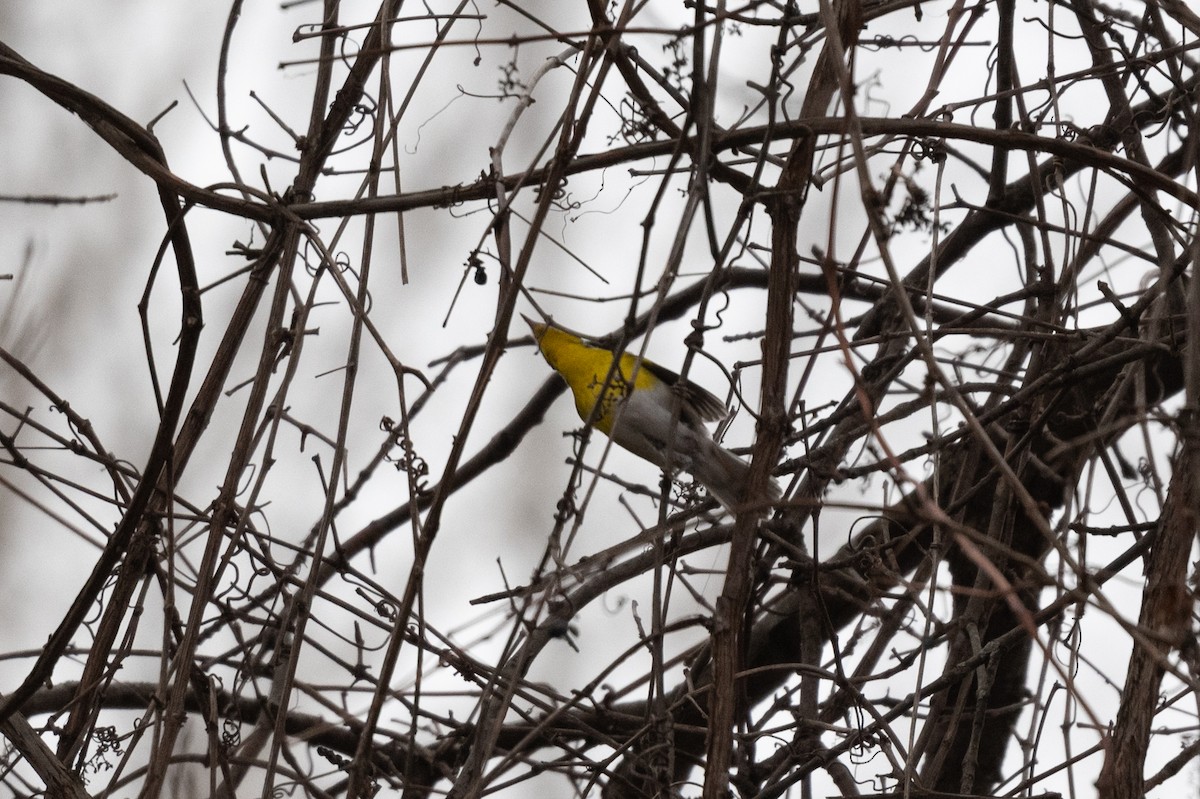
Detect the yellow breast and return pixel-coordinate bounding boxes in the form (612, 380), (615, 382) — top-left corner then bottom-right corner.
(530, 324), (659, 432)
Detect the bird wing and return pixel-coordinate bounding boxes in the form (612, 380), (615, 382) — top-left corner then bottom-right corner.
(639, 359), (729, 425)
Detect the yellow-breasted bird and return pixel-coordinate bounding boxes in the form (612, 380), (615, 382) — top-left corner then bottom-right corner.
(524, 315), (778, 510)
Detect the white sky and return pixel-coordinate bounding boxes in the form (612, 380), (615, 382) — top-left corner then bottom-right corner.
(1, 1), (1196, 797)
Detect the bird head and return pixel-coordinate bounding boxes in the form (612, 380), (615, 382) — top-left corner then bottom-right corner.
(521, 315), (594, 377)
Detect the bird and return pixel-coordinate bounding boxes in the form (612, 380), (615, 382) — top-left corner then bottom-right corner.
(523, 315), (778, 510)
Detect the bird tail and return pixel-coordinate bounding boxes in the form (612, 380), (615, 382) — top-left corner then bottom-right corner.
(691, 437), (781, 511)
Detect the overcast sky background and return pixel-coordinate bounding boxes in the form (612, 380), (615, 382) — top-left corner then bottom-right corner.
(1, 1), (1194, 796)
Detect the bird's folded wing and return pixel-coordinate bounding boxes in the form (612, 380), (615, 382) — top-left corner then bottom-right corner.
(639, 359), (728, 424)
